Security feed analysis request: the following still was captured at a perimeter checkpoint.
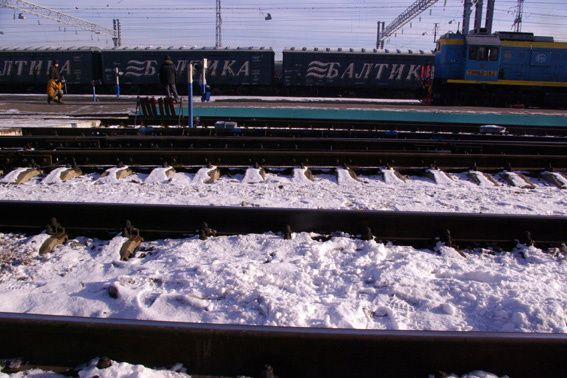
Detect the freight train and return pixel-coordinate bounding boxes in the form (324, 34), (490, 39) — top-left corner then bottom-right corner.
(0, 30), (565, 108)
(0, 45), (434, 99)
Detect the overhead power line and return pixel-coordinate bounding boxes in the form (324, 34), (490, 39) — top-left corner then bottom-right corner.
(378, 0), (439, 48)
(0, 0), (121, 46)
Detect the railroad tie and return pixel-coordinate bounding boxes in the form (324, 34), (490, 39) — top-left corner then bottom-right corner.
(206, 167), (221, 184)
(540, 171), (567, 189)
(500, 171), (536, 189)
(100, 166), (134, 180)
(15, 168), (42, 184)
(59, 167), (82, 182)
(466, 170), (499, 186)
(295, 166), (315, 182)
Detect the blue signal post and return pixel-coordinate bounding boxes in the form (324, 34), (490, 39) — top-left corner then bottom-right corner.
(114, 67), (121, 98)
(188, 63), (194, 128)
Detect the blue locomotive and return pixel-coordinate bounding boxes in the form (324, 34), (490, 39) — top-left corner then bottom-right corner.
(433, 30), (567, 108)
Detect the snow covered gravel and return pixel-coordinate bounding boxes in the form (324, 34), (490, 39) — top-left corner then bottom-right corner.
(0, 168), (565, 215)
(0, 231), (565, 333)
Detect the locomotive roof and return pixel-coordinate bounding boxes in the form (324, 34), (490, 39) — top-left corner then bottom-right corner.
(466, 35), (501, 46)
(102, 46), (273, 52)
(283, 47), (432, 55)
(440, 31), (556, 44)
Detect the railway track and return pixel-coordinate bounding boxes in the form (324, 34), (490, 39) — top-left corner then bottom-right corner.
(0, 201), (565, 248)
(1, 312), (565, 377)
(1, 128), (566, 171)
(1, 135), (566, 155)
(200, 118), (567, 137)
(6, 112), (564, 136)
(1, 148), (564, 171)
(10, 125), (567, 139)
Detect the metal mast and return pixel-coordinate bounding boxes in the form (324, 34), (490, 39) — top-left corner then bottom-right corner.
(378, 0), (439, 47)
(512, 0), (524, 32)
(462, 0), (472, 35)
(215, 0), (222, 48)
(473, 0), (484, 32)
(484, 0), (495, 34)
(0, 0), (121, 46)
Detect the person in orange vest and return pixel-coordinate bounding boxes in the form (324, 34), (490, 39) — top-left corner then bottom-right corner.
(47, 79), (64, 104)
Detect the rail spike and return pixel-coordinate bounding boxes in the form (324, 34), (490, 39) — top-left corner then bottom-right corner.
(199, 222), (217, 240)
(435, 229), (465, 258)
(39, 217), (68, 255)
(283, 224), (292, 240)
(119, 220), (144, 261)
(259, 363), (278, 378)
(362, 226), (374, 241)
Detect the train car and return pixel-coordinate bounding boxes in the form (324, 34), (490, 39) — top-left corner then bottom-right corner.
(0, 47), (101, 93)
(433, 31), (567, 108)
(100, 47), (275, 95)
(282, 47), (434, 98)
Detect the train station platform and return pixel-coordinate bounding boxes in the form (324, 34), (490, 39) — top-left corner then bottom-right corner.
(1, 94), (566, 127)
(188, 104), (567, 127)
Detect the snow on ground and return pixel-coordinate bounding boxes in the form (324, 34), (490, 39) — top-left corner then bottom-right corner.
(0, 231), (565, 333)
(0, 358), (188, 378)
(0, 166), (564, 336)
(0, 168), (564, 215)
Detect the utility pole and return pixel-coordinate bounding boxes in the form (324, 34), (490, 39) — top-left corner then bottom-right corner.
(112, 18), (121, 47)
(215, 0), (222, 48)
(0, 0), (121, 46)
(433, 22), (439, 42)
(376, 21), (385, 49)
(512, 0), (524, 32)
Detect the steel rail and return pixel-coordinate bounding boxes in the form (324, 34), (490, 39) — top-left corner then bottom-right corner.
(0, 149), (564, 171)
(0, 201), (565, 246)
(15, 126), (567, 140)
(56, 116), (565, 136)
(191, 117), (567, 137)
(0, 135), (565, 155)
(0, 312), (565, 377)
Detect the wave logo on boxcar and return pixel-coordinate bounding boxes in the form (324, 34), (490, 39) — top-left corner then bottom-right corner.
(123, 60), (157, 77)
(305, 60), (426, 81)
(305, 61), (333, 78)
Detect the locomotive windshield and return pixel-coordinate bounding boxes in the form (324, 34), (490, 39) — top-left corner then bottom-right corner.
(468, 46), (499, 61)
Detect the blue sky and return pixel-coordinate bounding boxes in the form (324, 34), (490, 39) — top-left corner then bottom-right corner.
(1, 0), (566, 52)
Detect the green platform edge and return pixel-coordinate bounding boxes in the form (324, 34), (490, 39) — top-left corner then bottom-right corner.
(177, 106), (567, 127)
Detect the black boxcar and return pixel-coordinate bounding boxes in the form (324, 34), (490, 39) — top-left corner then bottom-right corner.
(0, 47), (101, 92)
(101, 47), (275, 94)
(282, 47), (434, 98)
